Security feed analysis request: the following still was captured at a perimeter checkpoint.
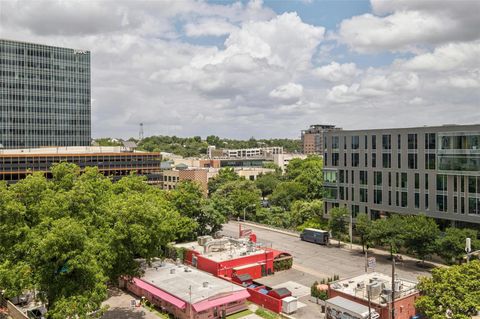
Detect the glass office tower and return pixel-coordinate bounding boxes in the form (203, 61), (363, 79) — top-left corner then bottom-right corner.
(0, 39), (91, 149)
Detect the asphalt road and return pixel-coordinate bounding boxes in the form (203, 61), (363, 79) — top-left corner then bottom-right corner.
(222, 221), (432, 282)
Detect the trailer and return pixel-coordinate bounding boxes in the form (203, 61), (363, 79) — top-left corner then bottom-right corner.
(325, 296), (380, 319)
(300, 228), (329, 245)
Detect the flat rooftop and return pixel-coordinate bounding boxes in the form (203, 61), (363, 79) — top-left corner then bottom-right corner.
(329, 272), (417, 305)
(175, 238), (269, 263)
(141, 261), (245, 304)
(0, 146), (154, 156)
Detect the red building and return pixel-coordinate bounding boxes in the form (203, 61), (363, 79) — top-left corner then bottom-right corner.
(176, 234), (291, 281)
(328, 272), (420, 319)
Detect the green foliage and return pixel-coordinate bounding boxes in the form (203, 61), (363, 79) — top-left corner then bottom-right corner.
(211, 180), (261, 219)
(292, 156), (323, 200)
(436, 227), (480, 264)
(328, 206), (349, 246)
(255, 172), (282, 199)
(273, 257), (293, 271)
(354, 212), (372, 253)
(296, 217), (329, 232)
(269, 181), (307, 210)
(137, 135), (301, 157)
(403, 215), (440, 263)
(369, 215), (406, 257)
(94, 138), (123, 146)
(255, 307), (279, 319)
(208, 168), (241, 195)
(415, 260), (480, 319)
(290, 200), (324, 228)
(0, 163), (197, 318)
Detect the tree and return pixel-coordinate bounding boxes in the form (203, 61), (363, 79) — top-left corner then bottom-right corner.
(369, 215), (406, 258)
(415, 260), (480, 319)
(328, 207), (349, 247)
(290, 200), (324, 228)
(255, 172), (281, 199)
(208, 168), (240, 194)
(211, 180), (261, 219)
(403, 215), (440, 264)
(293, 156), (323, 200)
(269, 181), (307, 210)
(436, 227), (480, 264)
(354, 212), (372, 253)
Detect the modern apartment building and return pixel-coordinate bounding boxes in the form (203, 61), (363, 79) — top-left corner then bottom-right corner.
(301, 124), (338, 154)
(323, 124), (480, 226)
(0, 39), (91, 148)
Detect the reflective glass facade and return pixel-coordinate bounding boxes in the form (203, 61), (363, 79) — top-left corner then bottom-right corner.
(0, 39), (91, 148)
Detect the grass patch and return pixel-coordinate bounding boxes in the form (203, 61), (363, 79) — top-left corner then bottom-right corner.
(255, 307), (279, 319)
(227, 309), (253, 319)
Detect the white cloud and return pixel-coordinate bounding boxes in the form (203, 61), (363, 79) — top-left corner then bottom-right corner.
(269, 83), (304, 104)
(337, 0), (480, 53)
(184, 18), (238, 37)
(313, 62), (360, 82)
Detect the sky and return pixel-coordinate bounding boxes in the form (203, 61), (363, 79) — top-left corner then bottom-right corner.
(0, 0), (479, 139)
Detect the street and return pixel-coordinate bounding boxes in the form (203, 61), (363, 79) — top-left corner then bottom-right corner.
(222, 221), (432, 282)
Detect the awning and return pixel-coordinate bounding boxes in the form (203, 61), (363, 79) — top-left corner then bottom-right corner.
(133, 278), (186, 309)
(192, 290), (250, 312)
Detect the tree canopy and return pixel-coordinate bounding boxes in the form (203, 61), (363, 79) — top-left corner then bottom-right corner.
(415, 260), (480, 319)
(0, 164), (197, 318)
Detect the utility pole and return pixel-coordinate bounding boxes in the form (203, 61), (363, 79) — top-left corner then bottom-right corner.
(391, 258), (396, 319)
(365, 250), (368, 273)
(367, 288), (372, 319)
(350, 211), (353, 249)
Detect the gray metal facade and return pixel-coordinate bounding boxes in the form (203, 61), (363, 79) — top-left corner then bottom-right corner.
(0, 39), (91, 149)
(323, 124), (480, 225)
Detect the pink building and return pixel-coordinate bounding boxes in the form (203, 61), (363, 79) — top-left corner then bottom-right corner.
(120, 261), (250, 319)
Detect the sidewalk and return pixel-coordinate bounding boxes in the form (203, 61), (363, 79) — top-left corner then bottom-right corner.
(234, 221), (446, 269)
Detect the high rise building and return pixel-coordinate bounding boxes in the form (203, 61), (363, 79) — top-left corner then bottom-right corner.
(322, 124), (480, 226)
(0, 39), (91, 149)
(301, 124), (338, 154)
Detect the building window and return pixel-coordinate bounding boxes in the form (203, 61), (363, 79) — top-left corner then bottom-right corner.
(352, 136), (360, 149)
(332, 136), (339, 149)
(372, 135), (377, 150)
(374, 189), (382, 204)
(372, 153), (377, 168)
(408, 153), (418, 169)
(364, 153), (368, 167)
(454, 177), (458, 192)
(401, 173), (408, 189)
(425, 174), (429, 190)
(351, 187), (355, 201)
(344, 136), (347, 149)
(344, 153), (347, 166)
(339, 170), (345, 183)
(374, 171), (382, 186)
(437, 174), (447, 191)
(425, 133), (436, 150)
(415, 173), (420, 189)
(397, 134), (401, 149)
(351, 205), (359, 218)
(383, 153), (391, 168)
(454, 196), (458, 213)
(437, 194), (447, 212)
(425, 153), (436, 170)
(339, 187), (345, 200)
(397, 153), (401, 169)
(396, 191), (400, 206)
(388, 191), (392, 205)
(388, 172), (392, 187)
(351, 170), (355, 184)
(364, 135), (368, 149)
(415, 193), (420, 208)
(401, 192), (408, 207)
(382, 134), (391, 150)
(360, 188), (368, 203)
(468, 176), (479, 194)
(425, 194), (429, 210)
(408, 134), (418, 149)
(332, 153), (339, 166)
(352, 153), (359, 167)
(360, 171), (368, 185)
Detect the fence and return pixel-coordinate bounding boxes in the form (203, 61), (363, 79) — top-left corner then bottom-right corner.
(6, 301), (28, 319)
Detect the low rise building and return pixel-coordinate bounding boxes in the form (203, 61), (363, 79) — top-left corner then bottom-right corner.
(176, 234), (292, 281)
(0, 146), (162, 184)
(328, 272), (419, 319)
(207, 146), (283, 160)
(121, 261), (249, 319)
(273, 153), (308, 172)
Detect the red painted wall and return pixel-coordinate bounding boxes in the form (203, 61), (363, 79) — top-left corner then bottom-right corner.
(247, 287), (283, 313)
(329, 290), (419, 319)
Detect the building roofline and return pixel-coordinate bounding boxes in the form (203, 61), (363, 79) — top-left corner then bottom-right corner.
(324, 123), (480, 133)
(0, 38), (89, 53)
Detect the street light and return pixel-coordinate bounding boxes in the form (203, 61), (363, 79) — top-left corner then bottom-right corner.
(243, 204), (255, 222)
